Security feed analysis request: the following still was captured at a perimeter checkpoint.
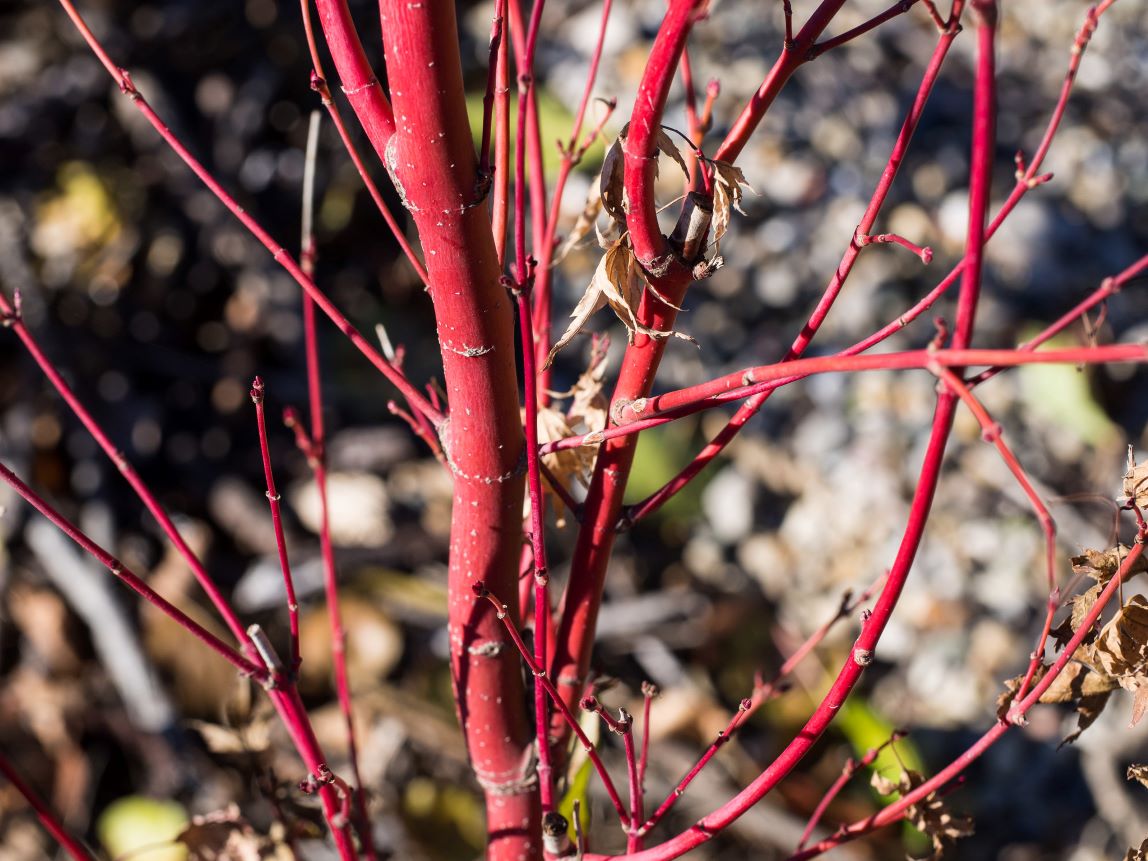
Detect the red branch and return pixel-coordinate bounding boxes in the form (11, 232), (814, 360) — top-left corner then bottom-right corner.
(377, 4), (538, 857)
(0, 753), (97, 861)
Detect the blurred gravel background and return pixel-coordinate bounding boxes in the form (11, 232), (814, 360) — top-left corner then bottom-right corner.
(2, 1), (1148, 859)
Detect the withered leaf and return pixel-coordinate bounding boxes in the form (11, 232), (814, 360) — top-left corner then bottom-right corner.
(1126, 837), (1148, 861)
(1071, 584), (1104, 637)
(1127, 763), (1148, 789)
(187, 717), (271, 756)
(995, 658), (1117, 746)
(533, 405), (594, 527)
(546, 237), (692, 367)
(1125, 446), (1148, 507)
(654, 128), (690, 179)
(1089, 594), (1148, 680)
(178, 806), (267, 861)
(709, 159), (754, 245)
(598, 123), (689, 229)
(869, 769), (973, 860)
(600, 125), (628, 225)
(564, 339), (609, 434)
(555, 178), (604, 265)
(1071, 544), (1148, 586)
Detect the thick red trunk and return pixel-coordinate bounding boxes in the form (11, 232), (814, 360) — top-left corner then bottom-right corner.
(376, 5), (540, 859)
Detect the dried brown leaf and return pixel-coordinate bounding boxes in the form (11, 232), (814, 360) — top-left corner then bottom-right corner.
(996, 660), (1117, 746)
(709, 159), (753, 245)
(654, 128), (689, 179)
(565, 342), (609, 434)
(1089, 594), (1148, 679)
(600, 126), (628, 226)
(534, 405), (594, 527)
(870, 771), (899, 796)
(1071, 545), (1148, 586)
(186, 717), (271, 756)
(1126, 837), (1148, 861)
(868, 768), (972, 860)
(555, 179), (603, 265)
(546, 237), (692, 366)
(1127, 763), (1148, 789)
(178, 806), (265, 861)
(1071, 584), (1104, 636)
(1125, 447), (1148, 507)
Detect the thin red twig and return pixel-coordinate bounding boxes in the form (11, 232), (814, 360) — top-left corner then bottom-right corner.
(0, 752), (98, 861)
(788, 521), (1148, 860)
(474, 583), (632, 828)
(0, 461), (265, 680)
(251, 378), (302, 676)
(300, 0), (428, 285)
(293, 114), (378, 859)
(794, 730), (906, 850)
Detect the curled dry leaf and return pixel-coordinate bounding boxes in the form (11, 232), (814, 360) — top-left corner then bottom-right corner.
(534, 405), (594, 527)
(555, 178), (604, 265)
(1014, 591), (1148, 744)
(1125, 446), (1148, 507)
(546, 236), (693, 367)
(654, 128), (689, 179)
(598, 123), (690, 230)
(1071, 544), (1148, 587)
(1127, 837), (1148, 861)
(1089, 593), (1148, 726)
(535, 343), (610, 526)
(600, 127), (627, 226)
(868, 768), (973, 860)
(1127, 763), (1148, 789)
(178, 805), (290, 861)
(564, 338), (609, 434)
(709, 159), (754, 245)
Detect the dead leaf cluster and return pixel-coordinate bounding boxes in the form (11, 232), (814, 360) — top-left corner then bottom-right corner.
(533, 340), (610, 525)
(548, 124), (707, 366)
(869, 768), (974, 860)
(998, 566), (1148, 744)
(1124, 447), (1148, 508)
(177, 805), (294, 861)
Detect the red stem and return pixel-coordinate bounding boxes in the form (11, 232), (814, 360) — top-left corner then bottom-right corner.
(638, 683), (656, 790)
(532, 0), (614, 382)
(507, 0), (550, 263)
(251, 378), (302, 676)
(493, 0), (511, 266)
(713, 0), (848, 165)
(624, 20), (958, 522)
(794, 732), (906, 851)
(579, 10), (996, 856)
(931, 365), (1058, 704)
(549, 0), (708, 753)
(311, 0), (395, 156)
(295, 132), (378, 857)
(548, 344), (1148, 450)
(551, 0), (848, 756)
(515, 283), (557, 817)
(624, 715), (643, 853)
(639, 700), (750, 836)
(477, 587), (632, 828)
(807, 0), (921, 61)
(0, 752), (97, 861)
(377, 5), (538, 856)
